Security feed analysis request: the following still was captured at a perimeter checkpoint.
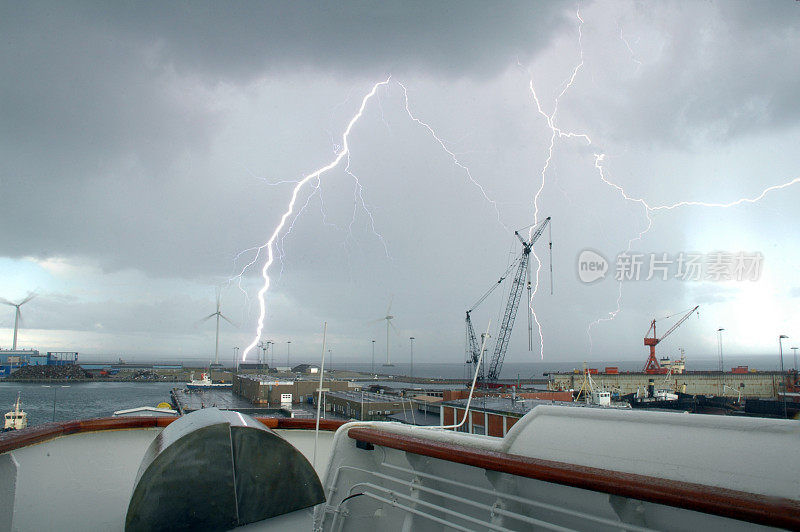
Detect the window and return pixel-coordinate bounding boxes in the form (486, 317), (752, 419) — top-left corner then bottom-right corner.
(472, 424), (486, 435)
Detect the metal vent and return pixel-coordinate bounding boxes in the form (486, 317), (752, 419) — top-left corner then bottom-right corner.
(125, 408), (324, 531)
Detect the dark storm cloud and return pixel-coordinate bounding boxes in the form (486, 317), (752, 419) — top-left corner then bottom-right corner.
(0, 0), (571, 269)
(2, 0), (799, 360)
(92, 1), (571, 80)
(568, 0), (800, 147)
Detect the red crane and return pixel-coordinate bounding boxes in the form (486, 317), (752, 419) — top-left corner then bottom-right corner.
(643, 305), (699, 374)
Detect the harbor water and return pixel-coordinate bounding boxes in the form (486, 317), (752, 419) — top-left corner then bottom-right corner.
(0, 381), (175, 428)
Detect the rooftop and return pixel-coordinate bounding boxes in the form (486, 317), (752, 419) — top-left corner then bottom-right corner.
(325, 390), (407, 404)
(442, 396), (616, 416)
(385, 410), (441, 426)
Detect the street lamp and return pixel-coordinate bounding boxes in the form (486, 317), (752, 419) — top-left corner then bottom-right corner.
(717, 328), (725, 396)
(409, 337), (415, 379)
(287, 340), (291, 372)
(267, 341), (274, 368)
(42, 385), (70, 422)
(779, 335), (789, 418)
(792, 346), (798, 372)
(233, 346), (239, 372)
(371, 340), (375, 374)
(257, 341), (268, 365)
(328, 348), (333, 373)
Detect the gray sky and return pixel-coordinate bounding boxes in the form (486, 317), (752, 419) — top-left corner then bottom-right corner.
(2, 0), (799, 367)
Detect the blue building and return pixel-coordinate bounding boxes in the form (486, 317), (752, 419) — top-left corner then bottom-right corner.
(0, 350), (78, 376)
(0, 349), (36, 376)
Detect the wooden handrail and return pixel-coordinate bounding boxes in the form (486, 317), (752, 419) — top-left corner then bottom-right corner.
(0, 416), (346, 454)
(348, 426), (800, 530)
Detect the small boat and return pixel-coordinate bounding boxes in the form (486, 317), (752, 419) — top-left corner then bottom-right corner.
(186, 372), (232, 389)
(3, 393), (27, 432)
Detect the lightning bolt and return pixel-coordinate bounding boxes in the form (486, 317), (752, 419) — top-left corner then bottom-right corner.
(522, 8), (589, 359)
(397, 81), (509, 231)
(523, 7), (800, 357)
(240, 77), (391, 360)
(587, 153), (799, 345)
(237, 76), (508, 361)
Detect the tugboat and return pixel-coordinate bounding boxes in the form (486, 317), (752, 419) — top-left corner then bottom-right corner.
(3, 393), (27, 432)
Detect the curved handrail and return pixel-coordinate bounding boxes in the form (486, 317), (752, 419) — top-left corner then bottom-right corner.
(348, 426), (800, 530)
(0, 416), (346, 454)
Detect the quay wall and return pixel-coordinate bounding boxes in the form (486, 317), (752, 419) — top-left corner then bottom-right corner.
(550, 371), (785, 398)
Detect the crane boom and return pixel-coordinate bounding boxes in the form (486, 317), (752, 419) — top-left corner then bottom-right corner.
(465, 310), (482, 377)
(643, 305), (699, 373)
(485, 217), (551, 382)
(464, 257), (521, 378)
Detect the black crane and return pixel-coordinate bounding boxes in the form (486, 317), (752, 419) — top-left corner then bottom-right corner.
(465, 217), (551, 384)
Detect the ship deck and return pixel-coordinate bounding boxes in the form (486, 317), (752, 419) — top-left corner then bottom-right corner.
(1, 407), (798, 531)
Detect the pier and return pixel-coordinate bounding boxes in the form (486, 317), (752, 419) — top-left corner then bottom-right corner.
(549, 370), (793, 398)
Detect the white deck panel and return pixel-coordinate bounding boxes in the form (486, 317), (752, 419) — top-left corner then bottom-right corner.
(2, 426), (335, 531)
(502, 406), (800, 500)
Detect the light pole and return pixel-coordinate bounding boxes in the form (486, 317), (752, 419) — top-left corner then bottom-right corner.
(717, 328), (725, 396)
(233, 346), (239, 372)
(257, 341), (267, 365)
(286, 340), (291, 372)
(792, 347), (798, 372)
(779, 335), (788, 418)
(328, 348), (333, 373)
(409, 337), (415, 379)
(371, 340), (375, 375)
(42, 385), (70, 422)
(267, 341), (274, 368)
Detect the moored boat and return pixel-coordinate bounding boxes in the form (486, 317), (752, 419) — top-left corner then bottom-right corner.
(186, 371), (232, 389)
(2, 393), (27, 432)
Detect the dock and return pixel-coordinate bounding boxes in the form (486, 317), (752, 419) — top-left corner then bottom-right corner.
(169, 387), (339, 419)
(170, 388), (285, 416)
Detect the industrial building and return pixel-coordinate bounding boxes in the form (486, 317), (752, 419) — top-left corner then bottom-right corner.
(322, 390), (417, 421)
(0, 350), (78, 376)
(233, 374), (354, 406)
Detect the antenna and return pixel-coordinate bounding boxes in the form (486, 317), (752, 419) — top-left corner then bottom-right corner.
(200, 289), (235, 366)
(1, 293), (36, 350)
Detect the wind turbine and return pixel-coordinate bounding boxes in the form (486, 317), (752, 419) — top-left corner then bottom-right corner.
(371, 297), (397, 367)
(200, 291), (234, 366)
(1, 293), (36, 350)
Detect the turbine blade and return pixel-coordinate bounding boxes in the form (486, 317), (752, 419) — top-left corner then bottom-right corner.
(219, 313), (237, 327)
(0, 298), (14, 307)
(194, 313), (217, 327)
(389, 319), (400, 334)
(386, 295), (393, 315)
(18, 293), (37, 306)
(365, 317), (385, 325)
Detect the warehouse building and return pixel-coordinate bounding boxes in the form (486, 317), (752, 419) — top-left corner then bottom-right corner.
(233, 374), (354, 406)
(322, 390), (417, 421)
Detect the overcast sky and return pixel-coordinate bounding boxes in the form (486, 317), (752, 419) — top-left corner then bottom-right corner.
(2, 0), (799, 368)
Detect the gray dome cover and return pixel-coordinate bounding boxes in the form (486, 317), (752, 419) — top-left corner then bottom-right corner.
(125, 408), (325, 531)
